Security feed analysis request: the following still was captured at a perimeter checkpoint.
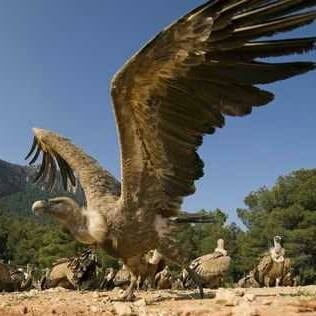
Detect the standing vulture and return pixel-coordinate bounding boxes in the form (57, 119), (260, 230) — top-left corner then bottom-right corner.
(27, 0), (316, 300)
(255, 235), (292, 287)
(183, 238), (231, 289)
(41, 249), (98, 290)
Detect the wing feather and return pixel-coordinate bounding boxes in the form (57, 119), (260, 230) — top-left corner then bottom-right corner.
(111, 0), (316, 216)
(26, 129), (121, 206)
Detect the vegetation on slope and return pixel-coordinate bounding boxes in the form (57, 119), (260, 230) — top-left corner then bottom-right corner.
(0, 168), (315, 284)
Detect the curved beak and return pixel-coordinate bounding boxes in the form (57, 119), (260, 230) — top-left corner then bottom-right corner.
(32, 200), (49, 216)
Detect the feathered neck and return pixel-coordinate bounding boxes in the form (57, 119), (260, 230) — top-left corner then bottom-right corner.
(215, 238), (227, 256)
(270, 237), (285, 262)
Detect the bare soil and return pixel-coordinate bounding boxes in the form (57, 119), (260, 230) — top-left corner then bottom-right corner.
(0, 286), (316, 316)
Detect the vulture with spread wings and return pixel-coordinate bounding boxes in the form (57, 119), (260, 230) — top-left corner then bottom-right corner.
(27, 0), (316, 300)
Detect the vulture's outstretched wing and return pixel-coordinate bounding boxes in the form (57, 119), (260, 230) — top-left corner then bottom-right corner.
(26, 128), (121, 204)
(111, 0), (316, 216)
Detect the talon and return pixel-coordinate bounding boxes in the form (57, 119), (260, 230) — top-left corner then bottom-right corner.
(117, 290), (136, 302)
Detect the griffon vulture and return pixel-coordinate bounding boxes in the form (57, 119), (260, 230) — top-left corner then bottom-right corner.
(41, 249), (98, 290)
(256, 235), (292, 287)
(183, 238), (231, 288)
(27, 0), (316, 300)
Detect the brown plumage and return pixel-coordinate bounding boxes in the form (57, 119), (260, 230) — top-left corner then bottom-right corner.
(0, 262), (13, 291)
(112, 250), (165, 290)
(0, 263), (34, 292)
(237, 270), (261, 288)
(254, 236), (292, 287)
(183, 238), (231, 288)
(138, 249), (166, 289)
(27, 0), (316, 300)
(155, 266), (173, 290)
(113, 263), (132, 289)
(41, 249), (98, 290)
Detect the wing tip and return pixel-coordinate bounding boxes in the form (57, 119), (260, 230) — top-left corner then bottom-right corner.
(32, 127), (50, 138)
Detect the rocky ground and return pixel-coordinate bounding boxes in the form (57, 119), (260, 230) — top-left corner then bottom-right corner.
(0, 286), (315, 316)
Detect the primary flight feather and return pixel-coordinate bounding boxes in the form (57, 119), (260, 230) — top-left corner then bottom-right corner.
(27, 0), (316, 300)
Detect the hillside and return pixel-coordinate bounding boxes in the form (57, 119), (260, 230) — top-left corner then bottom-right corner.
(0, 158), (85, 216)
(0, 159), (34, 198)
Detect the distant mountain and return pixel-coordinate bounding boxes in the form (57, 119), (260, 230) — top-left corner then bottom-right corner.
(0, 159), (34, 198)
(0, 158), (85, 216)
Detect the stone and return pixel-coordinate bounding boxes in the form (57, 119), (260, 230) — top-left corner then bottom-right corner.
(244, 293), (256, 302)
(90, 305), (99, 313)
(216, 289), (240, 306)
(232, 301), (260, 316)
(133, 298), (147, 307)
(113, 302), (134, 316)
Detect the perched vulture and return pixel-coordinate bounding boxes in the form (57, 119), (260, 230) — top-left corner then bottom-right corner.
(99, 267), (117, 290)
(113, 263), (132, 289)
(255, 235), (292, 287)
(8, 266), (34, 292)
(183, 238), (231, 288)
(41, 249), (98, 290)
(111, 249), (165, 290)
(0, 262), (13, 292)
(155, 266), (173, 290)
(139, 249), (166, 289)
(0, 263), (34, 292)
(237, 270), (261, 288)
(27, 0), (316, 300)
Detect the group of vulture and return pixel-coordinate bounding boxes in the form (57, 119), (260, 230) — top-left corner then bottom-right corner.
(19, 0), (316, 300)
(0, 235), (297, 294)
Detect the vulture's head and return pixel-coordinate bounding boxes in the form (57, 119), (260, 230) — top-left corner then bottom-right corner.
(148, 249), (164, 265)
(214, 238), (227, 256)
(32, 197), (80, 222)
(273, 235), (283, 246)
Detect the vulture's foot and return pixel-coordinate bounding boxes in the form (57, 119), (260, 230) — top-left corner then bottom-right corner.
(116, 275), (137, 302)
(186, 267), (204, 299)
(117, 288), (136, 302)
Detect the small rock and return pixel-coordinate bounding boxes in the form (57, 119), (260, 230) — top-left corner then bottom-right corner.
(92, 291), (100, 299)
(29, 289), (38, 296)
(262, 300), (272, 306)
(216, 289), (240, 306)
(133, 298), (146, 307)
(22, 306), (28, 314)
(90, 305), (99, 313)
(145, 294), (163, 304)
(113, 302), (134, 316)
(234, 289), (245, 297)
(244, 293), (256, 302)
(232, 301), (260, 316)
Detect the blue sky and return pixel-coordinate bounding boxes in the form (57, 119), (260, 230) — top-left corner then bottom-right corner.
(0, 1), (315, 224)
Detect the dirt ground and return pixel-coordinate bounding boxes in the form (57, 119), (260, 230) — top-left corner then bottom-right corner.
(0, 286), (316, 316)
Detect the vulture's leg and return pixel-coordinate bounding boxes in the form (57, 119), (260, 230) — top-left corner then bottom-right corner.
(116, 257), (142, 301)
(118, 271), (137, 301)
(264, 276), (270, 288)
(136, 275), (141, 291)
(275, 277), (281, 287)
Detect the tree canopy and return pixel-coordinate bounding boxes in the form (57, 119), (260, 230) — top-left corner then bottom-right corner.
(0, 169), (315, 284)
(237, 169), (316, 284)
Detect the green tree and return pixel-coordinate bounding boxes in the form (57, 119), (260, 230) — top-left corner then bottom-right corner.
(237, 169), (316, 284)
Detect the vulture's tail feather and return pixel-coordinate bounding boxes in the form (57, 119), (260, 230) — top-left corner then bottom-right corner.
(170, 213), (215, 224)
